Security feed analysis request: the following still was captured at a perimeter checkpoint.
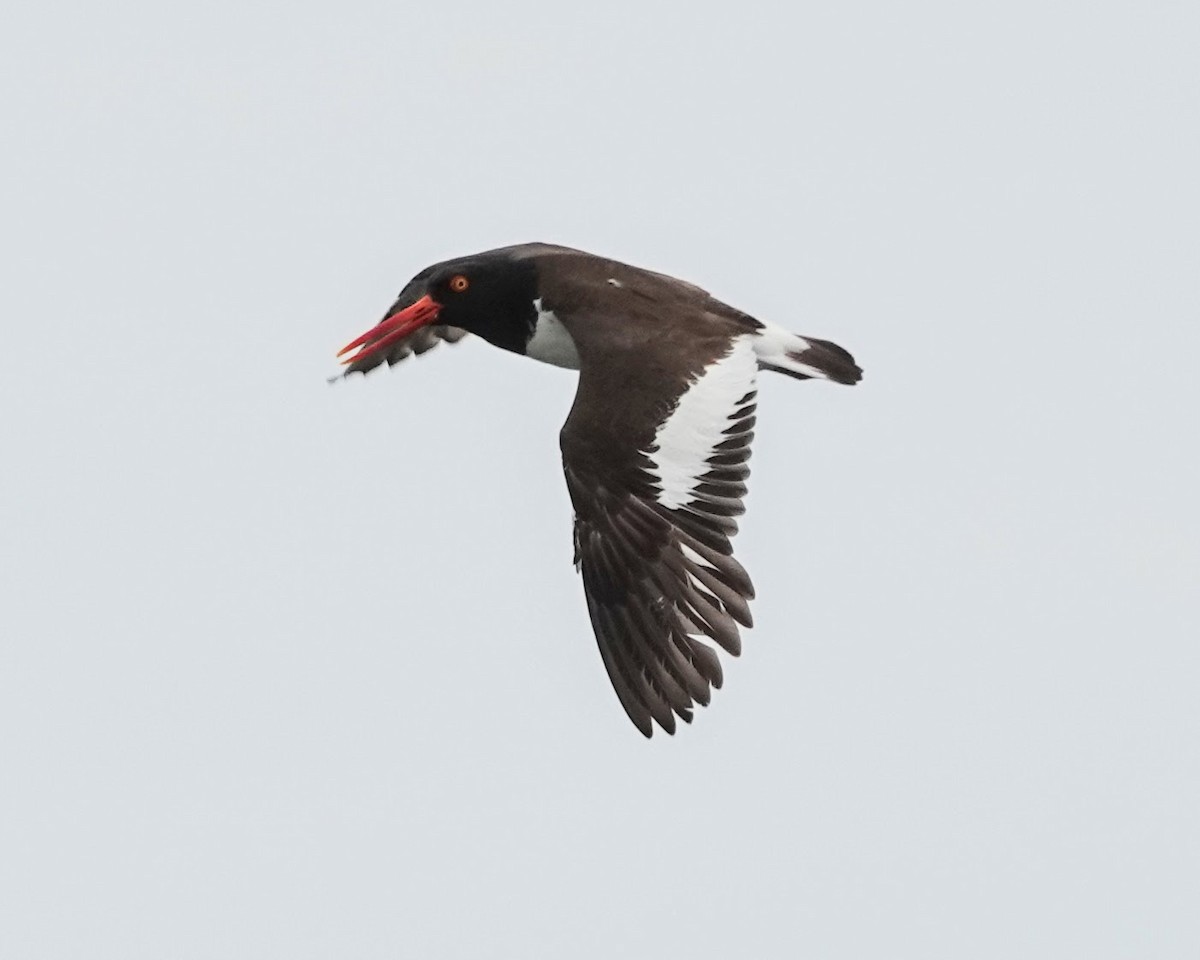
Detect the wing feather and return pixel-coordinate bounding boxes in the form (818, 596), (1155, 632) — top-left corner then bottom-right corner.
(562, 334), (760, 736)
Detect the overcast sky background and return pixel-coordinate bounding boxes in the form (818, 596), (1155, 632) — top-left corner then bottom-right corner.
(2, 2), (1198, 957)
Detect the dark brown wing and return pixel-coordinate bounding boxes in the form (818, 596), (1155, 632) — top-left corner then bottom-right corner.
(333, 325), (468, 379)
(560, 332), (759, 737)
(334, 268), (471, 380)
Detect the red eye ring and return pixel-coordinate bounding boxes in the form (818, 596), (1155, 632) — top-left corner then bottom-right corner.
(449, 275), (469, 293)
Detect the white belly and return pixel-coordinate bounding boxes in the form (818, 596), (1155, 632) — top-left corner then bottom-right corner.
(526, 299), (581, 369)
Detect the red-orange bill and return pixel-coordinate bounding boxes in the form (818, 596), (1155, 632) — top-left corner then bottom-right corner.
(337, 294), (442, 366)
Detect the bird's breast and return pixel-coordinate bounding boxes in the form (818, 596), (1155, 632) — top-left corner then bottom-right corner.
(525, 298), (581, 370)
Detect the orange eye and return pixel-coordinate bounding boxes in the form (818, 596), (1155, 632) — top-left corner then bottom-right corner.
(449, 275), (469, 293)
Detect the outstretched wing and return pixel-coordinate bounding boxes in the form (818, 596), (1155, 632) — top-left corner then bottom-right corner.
(561, 333), (759, 736)
(334, 271), (469, 380)
(333, 325), (468, 379)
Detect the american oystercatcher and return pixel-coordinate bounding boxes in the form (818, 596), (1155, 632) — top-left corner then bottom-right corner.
(336, 243), (861, 736)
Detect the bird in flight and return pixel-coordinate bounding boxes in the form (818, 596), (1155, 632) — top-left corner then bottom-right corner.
(335, 243), (861, 736)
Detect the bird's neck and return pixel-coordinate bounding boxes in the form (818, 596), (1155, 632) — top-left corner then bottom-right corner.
(468, 298), (539, 357)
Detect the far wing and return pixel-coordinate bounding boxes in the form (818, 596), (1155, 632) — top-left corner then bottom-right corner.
(333, 325), (468, 379)
(334, 272), (469, 379)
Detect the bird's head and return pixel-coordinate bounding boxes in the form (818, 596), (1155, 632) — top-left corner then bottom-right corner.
(337, 251), (539, 370)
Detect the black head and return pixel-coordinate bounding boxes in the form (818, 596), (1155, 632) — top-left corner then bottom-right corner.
(420, 255), (539, 352)
(337, 251), (539, 369)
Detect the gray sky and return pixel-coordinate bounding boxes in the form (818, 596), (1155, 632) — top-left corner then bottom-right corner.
(2, 1), (1198, 957)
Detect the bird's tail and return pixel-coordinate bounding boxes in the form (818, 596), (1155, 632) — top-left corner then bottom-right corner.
(751, 323), (862, 385)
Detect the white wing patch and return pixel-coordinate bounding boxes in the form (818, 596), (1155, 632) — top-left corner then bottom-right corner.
(644, 335), (758, 509)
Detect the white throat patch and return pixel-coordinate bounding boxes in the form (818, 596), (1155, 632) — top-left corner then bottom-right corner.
(644, 336), (758, 509)
(526, 298), (581, 370)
